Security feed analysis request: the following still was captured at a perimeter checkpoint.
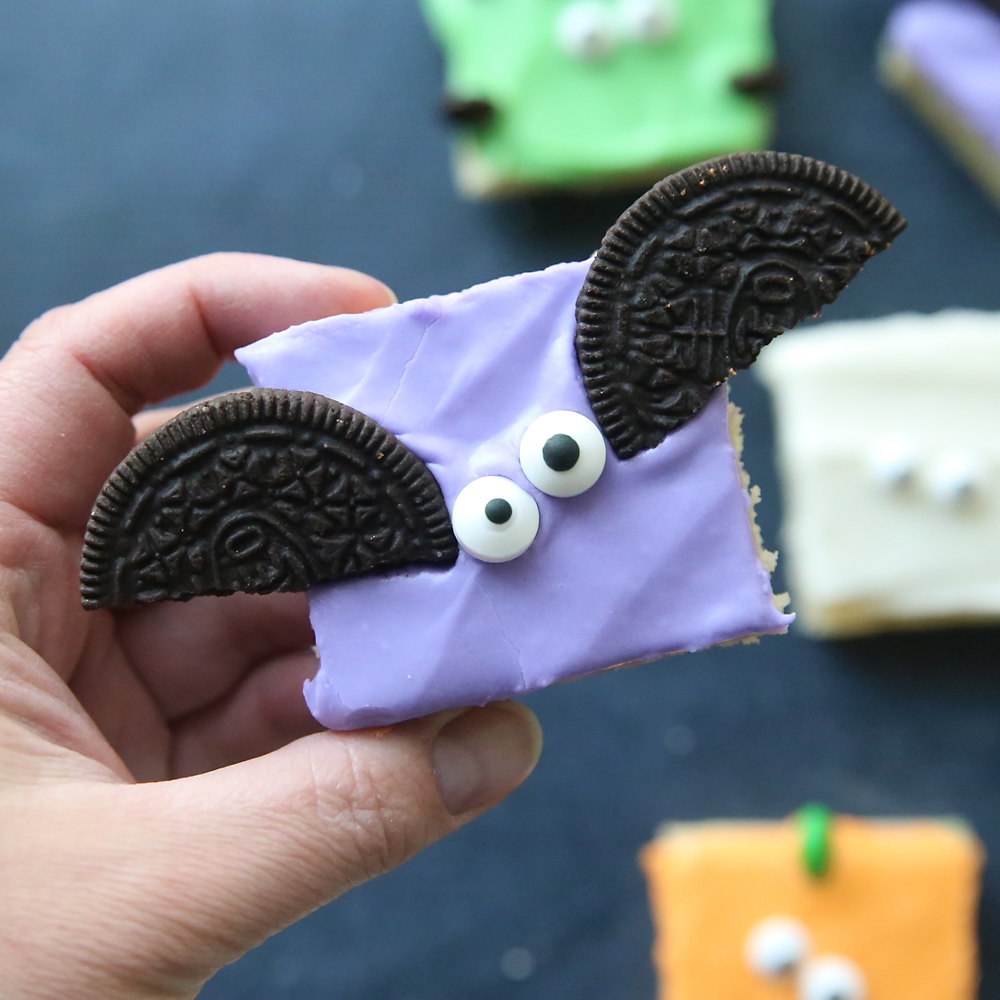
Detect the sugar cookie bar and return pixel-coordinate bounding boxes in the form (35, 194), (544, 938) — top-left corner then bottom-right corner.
(642, 812), (982, 1000)
(757, 310), (1000, 637)
(423, 0), (779, 197)
(880, 0), (1000, 208)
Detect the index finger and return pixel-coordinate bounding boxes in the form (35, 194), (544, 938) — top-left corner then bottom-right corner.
(0, 253), (394, 531)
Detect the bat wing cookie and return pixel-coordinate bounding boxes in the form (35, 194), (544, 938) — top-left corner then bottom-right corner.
(81, 152), (905, 729)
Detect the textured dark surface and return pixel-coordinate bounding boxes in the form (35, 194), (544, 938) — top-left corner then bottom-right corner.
(576, 152), (905, 459)
(81, 389), (457, 608)
(3, 1), (1000, 999)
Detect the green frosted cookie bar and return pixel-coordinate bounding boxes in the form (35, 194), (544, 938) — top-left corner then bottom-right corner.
(423, 0), (777, 197)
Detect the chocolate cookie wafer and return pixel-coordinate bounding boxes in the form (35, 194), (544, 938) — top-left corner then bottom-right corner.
(80, 389), (458, 609)
(575, 151), (906, 458)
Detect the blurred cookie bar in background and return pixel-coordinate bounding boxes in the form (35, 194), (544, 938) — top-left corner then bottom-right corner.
(423, 0), (779, 197)
(642, 808), (982, 1000)
(880, 0), (1000, 209)
(758, 311), (1000, 638)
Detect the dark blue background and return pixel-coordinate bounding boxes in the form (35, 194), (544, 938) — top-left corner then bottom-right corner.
(2, 1), (1000, 997)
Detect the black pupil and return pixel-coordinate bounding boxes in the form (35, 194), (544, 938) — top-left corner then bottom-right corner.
(542, 433), (580, 472)
(484, 498), (513, 524)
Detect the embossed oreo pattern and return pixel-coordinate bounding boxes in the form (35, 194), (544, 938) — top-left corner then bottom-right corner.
(80, 389), (459, 609)
(575, 151), (907, 459)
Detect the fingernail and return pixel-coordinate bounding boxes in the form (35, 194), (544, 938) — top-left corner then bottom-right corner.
(432, 702), (543, 815)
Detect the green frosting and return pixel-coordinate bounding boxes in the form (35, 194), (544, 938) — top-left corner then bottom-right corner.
(797, 803), (833, 879)
(422, 0), (776, 196)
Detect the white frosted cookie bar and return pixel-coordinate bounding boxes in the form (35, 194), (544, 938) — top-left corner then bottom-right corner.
(757, 311), (1000, 637)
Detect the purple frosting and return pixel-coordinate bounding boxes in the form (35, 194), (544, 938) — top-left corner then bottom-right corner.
(885, 0), (1000, 152)
(236, 260), (792, 730)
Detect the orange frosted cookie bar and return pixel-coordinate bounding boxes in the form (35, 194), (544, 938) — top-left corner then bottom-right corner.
(641, 810), (982, 1000)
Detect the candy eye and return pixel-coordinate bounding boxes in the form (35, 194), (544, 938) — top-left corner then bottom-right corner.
(519, 410), (607, 497)
(555, 1), (618, 60)
(745, 916), (811, 977)
(798, 956), (866, 1000)
(868, 435), (917, 491)
(924, 453), (980, 506)
(617, 0), (678, 42)
(452, 476), (540, 563)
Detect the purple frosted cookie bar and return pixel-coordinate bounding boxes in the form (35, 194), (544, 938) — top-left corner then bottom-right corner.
(237, 260), (792, 729)
(880, 0), (1000, 207)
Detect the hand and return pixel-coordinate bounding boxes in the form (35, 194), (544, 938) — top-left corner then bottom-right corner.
(0, 254), (542, 1000)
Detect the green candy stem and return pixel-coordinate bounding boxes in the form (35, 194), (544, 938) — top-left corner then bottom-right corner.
(797, 803), (833, 878)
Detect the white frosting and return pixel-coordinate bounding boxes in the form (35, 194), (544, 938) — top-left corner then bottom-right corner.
(756, 309), (1000, 636)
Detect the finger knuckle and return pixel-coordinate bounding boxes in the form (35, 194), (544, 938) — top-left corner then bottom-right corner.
(301, 740), (431, 883)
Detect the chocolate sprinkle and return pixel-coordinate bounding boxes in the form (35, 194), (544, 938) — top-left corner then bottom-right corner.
(574, 151), (907, 459)
(731, 65), (785, 96)
(443, 96), (496, 127)
(80, 389), (459, 609)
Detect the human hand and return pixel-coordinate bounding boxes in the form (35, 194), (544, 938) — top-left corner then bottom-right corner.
(0, 254), (543, 1000)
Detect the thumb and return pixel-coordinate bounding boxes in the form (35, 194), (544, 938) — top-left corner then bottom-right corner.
(65, 702), (540, 998)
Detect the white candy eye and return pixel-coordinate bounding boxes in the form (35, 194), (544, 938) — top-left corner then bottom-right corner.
(868, 435), (917, 491)
(617, 0), (678, 42)
(519, 410), (607, 497)
(556, 1), (618, 60)
(745, 916), (811, 977)
(452, 476), (539, 563)
(924, 453), (980, 506)
(798, 956), (866, 1000)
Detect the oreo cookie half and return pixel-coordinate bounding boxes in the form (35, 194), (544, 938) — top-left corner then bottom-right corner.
(80, 389), (459, 609)
(575, 151), (907, 459)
